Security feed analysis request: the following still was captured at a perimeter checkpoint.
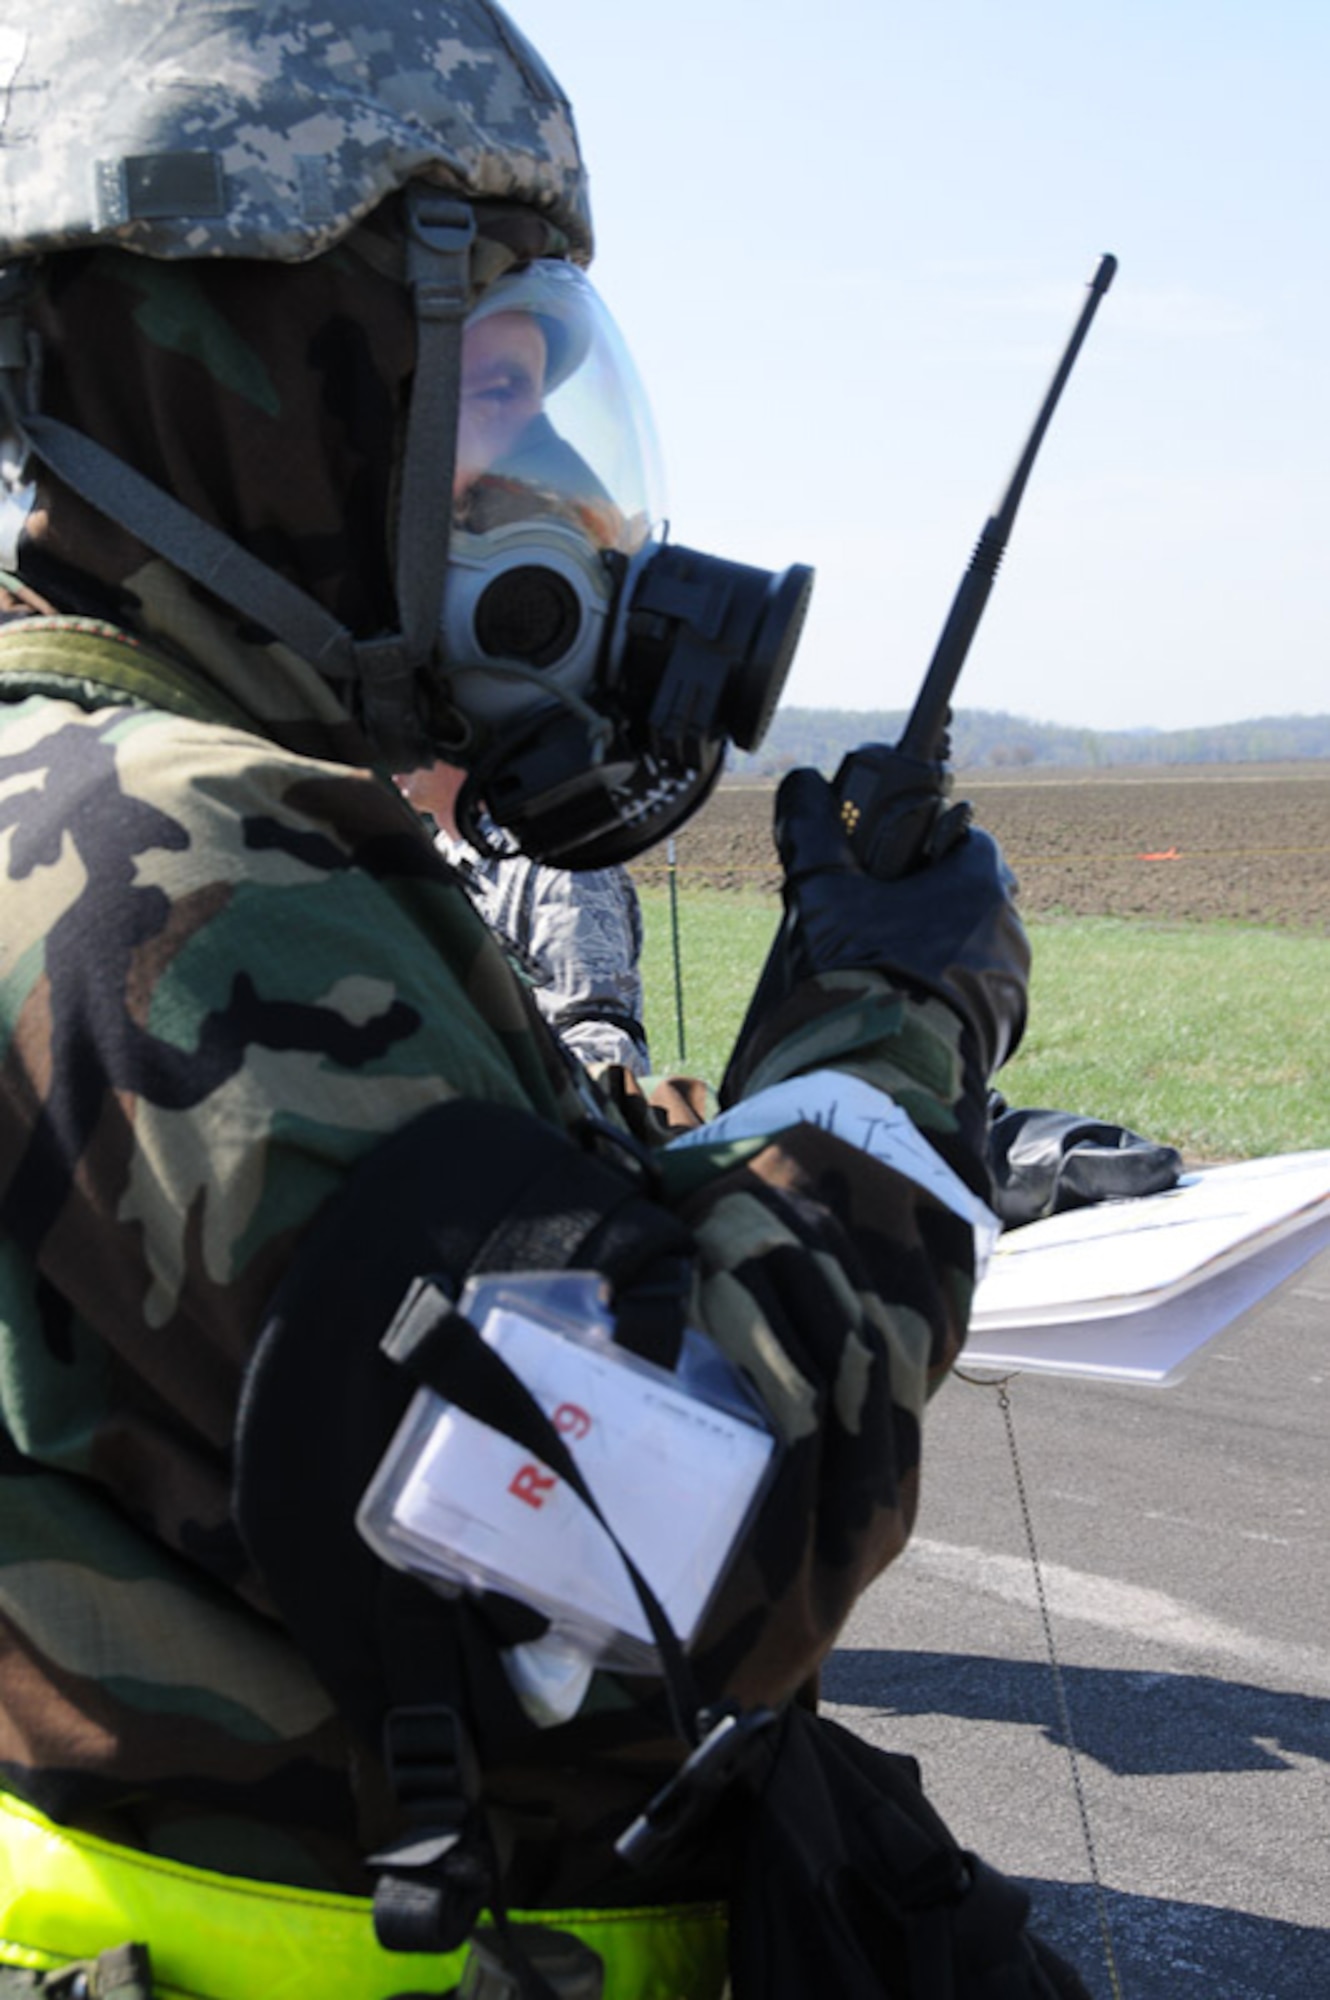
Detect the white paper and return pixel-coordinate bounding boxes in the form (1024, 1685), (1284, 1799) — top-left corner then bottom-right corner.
(0, 31), (26, 92)
(964, 1151), (1330, 1386)
(973, 1152), (1330, 1325)
(963, 1218), (1330, 1386)
(668, 1070), (999, 1268)
(386, 1308), (773, 1647)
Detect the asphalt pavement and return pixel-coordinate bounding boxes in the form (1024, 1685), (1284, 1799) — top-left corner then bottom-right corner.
(822, 1243), (1330, 1999)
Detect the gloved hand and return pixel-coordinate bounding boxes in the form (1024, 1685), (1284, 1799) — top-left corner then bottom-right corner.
(772, 766), (1031, 1079)
(987, 1095), (1183, 1227)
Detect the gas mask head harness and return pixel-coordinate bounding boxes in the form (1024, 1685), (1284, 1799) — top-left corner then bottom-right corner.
(431, 259), (813, 868)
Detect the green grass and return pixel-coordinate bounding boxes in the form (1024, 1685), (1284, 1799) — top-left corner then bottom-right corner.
(640, 886), (780, 1086)
(639, 891), (1330, 1162)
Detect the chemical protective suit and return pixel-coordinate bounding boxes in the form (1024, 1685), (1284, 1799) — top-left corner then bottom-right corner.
(0, 4), (1076, 1996)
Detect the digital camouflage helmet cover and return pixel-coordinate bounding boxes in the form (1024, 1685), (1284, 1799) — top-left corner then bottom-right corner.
(0, 0), (591, 262)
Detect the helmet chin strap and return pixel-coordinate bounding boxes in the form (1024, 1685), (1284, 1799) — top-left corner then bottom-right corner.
(0, 188), (474, 769)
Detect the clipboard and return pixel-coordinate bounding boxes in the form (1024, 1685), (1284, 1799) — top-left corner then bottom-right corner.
(963, 1151), (1330, 1386)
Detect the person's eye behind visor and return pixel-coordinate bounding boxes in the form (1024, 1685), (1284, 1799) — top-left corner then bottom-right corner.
(453, 260), (664, 556)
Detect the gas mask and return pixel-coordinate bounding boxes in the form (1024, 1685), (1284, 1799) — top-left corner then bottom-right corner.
(432, 262), (813, 868)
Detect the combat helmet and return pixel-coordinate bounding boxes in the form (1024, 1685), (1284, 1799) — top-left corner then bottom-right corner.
(0, 0), (592, 766)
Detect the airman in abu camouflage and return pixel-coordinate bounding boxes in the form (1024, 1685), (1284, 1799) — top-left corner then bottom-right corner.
(399, 760), (650, 1073)
(0, 5), (1073, 1998)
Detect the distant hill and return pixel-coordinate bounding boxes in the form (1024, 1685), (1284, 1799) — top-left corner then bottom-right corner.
(730, 707), (1330, 776)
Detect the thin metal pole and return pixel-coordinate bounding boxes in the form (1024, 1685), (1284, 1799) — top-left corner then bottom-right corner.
(667, 836), (686, 1065)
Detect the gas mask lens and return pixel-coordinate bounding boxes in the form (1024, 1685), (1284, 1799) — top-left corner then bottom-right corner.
(437, 261), (814, 869)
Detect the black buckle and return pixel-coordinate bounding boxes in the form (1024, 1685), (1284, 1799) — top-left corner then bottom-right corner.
(406, 190), (476, 318)
(381, 1702), (480, 1826)
(615, 1703), (778, 1872)
(373, 1707), (494, 1956)
(371, 1703), (494, 1952)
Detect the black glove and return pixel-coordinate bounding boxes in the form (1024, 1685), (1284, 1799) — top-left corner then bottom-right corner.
(771, 766), (1030, 1079)
(987, 1095), (1184, 1227)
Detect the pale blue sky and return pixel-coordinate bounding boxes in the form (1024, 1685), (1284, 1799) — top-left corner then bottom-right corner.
(512, 0), (1328, 731)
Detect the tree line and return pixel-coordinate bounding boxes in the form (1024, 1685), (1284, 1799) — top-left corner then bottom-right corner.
(730, 706), (1330, 777)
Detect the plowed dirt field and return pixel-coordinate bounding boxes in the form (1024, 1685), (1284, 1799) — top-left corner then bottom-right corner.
(632, 763), (1330, 932)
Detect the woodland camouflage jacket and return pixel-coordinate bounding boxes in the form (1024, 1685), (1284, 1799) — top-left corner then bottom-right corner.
(0, 611), (985, 1899)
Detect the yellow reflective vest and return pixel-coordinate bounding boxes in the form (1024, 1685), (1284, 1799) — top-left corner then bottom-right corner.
(0, 1790), (727, 2000)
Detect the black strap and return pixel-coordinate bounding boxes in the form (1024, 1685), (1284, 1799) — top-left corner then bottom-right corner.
(369, 1280), (715, 1986)
(234, 1100), (705, 1967)
(548, 1003), (649, 1048)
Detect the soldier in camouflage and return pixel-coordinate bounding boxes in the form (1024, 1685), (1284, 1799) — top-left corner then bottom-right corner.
(0, 4), (1074, 1998)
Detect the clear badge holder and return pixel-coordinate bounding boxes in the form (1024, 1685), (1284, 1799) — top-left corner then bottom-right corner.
(356, 1270), (776, 1677)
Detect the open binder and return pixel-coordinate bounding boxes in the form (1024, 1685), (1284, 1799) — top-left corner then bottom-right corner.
(964, 1150), (1330, 1387)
